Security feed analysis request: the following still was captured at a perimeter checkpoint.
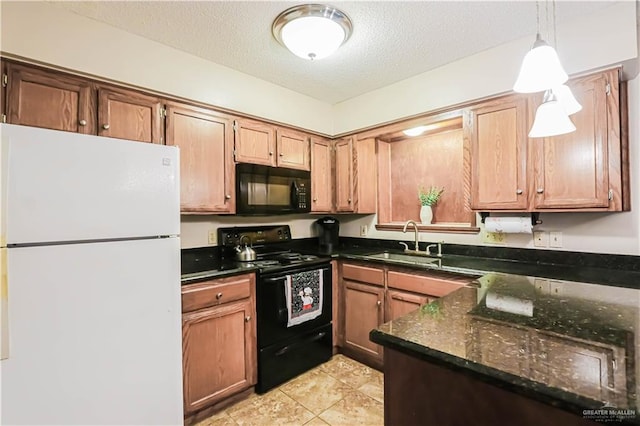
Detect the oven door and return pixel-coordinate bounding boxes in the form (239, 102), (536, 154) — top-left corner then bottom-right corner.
(236, 163), (310, 215)
(257, 263), (332, 349)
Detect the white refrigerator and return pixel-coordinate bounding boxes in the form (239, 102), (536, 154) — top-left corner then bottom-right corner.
(0, 124), (183, 425)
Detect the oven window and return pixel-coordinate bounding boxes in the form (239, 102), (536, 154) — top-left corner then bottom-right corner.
(247, 179), (290, 206)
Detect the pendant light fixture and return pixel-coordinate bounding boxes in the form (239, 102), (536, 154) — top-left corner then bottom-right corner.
(528, 90), (576, 138)
(514, 0), (581, 138)
(272, 4), (353, 61)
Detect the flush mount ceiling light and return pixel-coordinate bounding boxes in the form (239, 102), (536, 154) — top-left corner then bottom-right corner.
(272, 4), (353, 61)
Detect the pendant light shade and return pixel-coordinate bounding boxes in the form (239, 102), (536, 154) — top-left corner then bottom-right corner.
(553, 84), (582, 115)
(513, 34), (568, 93)
(272, 4), (353, 61)
(529, 90), (576, 138)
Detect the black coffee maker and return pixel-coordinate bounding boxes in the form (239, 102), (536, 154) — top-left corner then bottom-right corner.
(316, 216), (340, 255)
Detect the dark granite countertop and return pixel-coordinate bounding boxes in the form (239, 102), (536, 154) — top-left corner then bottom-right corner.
(370, 272), (640, 424)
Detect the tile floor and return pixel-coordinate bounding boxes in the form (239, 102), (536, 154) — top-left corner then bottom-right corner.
(196, 354), (384, 426)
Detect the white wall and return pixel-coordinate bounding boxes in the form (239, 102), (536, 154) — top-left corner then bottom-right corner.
(0, 1), (334, 135)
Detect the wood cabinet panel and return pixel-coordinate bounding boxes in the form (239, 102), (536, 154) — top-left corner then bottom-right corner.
(531, 72), (611, 209)
(182, 299), (256, 413)
(97, 87), (162, 143)
(342, 263), (384, 286)
(354, 138), (377, 214)
(234, 119), (276, 166)
(6, 63), (95, 134)
(276, 128), (309, 170)
(468, 96), (528, 210)
(166, 103), (235, 213)
(310, 137), (334, 213)
(387, 270), (470, 297)
(335, 137), (354, 212)
(342, 279), (384, 362)
(386, 289), (431, 322)
(181, 275), (251, 313)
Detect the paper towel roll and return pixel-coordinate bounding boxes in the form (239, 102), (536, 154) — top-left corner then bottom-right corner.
(484, 217), (532, 234)
(486, 291), (534, 317)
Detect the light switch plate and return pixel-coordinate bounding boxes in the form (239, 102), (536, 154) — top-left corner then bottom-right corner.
(482, 231), (506, 244)
(208, 230), (217, 245)
(549, 231), (563, 248)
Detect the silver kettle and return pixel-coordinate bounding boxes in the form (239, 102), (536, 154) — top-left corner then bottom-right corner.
(235, 236), (256, 262)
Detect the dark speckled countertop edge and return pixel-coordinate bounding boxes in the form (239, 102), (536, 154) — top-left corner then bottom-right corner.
(367, 329), (626, 423)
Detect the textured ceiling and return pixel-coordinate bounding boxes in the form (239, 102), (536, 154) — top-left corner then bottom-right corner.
(52, 1), (618, 104)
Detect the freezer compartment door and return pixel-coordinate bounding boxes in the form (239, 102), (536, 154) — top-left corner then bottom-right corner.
(1, 124), (179, 244)
(1, 237), (183, 425)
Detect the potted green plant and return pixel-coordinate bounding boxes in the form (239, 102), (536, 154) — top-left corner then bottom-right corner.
(418, 186), (444, 224)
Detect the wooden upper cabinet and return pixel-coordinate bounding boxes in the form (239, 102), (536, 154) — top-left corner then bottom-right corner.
(467, 95), (528, 210)
(276, 128), (310, 170)
(97, 87), (163, 143)
(531, 70), (618, 210)
(311, 137), (334, 213)
(335, 137), (354, 212)
(6, 62), (95, 134)
(234, 118), (276, 166)
(165, 103), (235, 213)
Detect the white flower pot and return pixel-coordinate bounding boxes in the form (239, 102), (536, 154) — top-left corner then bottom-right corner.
(420, 205), (433, 225)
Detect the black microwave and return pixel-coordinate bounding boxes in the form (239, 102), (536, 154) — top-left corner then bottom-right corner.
(236, 164), (311, 215)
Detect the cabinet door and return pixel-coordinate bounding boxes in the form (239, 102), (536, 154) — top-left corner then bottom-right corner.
(335, 137), (354, 212)
(468, 319), (530, 377)
(166, 103), (235, 213)
(342, 279), (384, 361)
(311, 137), (334, 212)
(6, 63), (95, 134)
(276, 128), (310, 170)
(531, 72), (612, 209)
(386, 289), (431, 322)
(468, 96), (528, 210)
(97, 87), (163, 143)
(182, 299), (256, 414)
(234, 119), (276, 166)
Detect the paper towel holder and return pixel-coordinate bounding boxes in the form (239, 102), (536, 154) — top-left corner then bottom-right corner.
(480, 212), (542, 226)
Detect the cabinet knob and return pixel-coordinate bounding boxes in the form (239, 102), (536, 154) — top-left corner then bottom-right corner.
(516, 189), (523, 194)
(245, 315), (251, 322)
(269, 151), (273, 156)
(279, 152), (284, 157)
(79, 119), (87, 126)
(348, 198), (352, 203)
(536, 188), (544, 194)
(376, 300), (382, 307)
(102, 124), (110, 130)
(225, 194), (231, 200)
(313, 198), (317, 202)
(216, 292), (223, 299)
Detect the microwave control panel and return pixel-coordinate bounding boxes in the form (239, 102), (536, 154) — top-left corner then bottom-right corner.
(297, 182), (307, 209)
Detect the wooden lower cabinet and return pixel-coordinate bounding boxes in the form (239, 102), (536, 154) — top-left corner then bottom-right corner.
(342, 279), (385, 364)
(181, 274), (257, 416)
(386, 289), (431, 322)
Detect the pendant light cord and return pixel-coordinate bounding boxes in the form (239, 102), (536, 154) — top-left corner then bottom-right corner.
(535, 1), (540, 36)
(553, 0), (557, 49)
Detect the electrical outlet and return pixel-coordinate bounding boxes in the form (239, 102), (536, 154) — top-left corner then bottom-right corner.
(534, 278), (550, 293)
(549, 280), (564, 295)
(208, 230), (217, 245)
(482, 231), (506, 244)
(360, 225), (367, 236)
(549, 231), (563, 248)
(533, 231), (549, 247)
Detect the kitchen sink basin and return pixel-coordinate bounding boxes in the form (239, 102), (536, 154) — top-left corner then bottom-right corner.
(365, 252), (441, 266)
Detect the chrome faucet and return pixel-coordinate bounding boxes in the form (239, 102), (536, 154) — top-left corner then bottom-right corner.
(402, 220), (420, 252)
(426, 242), (443, 257)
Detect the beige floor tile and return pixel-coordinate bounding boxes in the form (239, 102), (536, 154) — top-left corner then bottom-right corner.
(226, 389), (315, 425)
(318, 391), (384, 426)
(195, 410), (237, 426)
(320, 354), (380, 389)
(357, 369), (384, 403)
(304, 417), (330, 425)
(279, 368), (357, 415)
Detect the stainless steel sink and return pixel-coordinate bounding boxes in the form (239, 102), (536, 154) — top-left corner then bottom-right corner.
(365, 252), (441, 266)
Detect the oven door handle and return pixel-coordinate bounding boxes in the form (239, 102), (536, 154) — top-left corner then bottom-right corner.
(263, 266), (330, 283)
(274, 331), (327, 357)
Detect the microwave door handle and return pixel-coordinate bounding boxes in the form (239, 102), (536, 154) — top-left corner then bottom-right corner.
(290, 180), (299, 208)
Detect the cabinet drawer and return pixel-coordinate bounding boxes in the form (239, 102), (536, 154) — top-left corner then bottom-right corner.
(387, 271), (468, 297)
(342, 263), (384, 286)
(182, 274), (253, 312)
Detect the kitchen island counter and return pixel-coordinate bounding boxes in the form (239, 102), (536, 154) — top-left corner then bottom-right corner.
(370, 272), (639, 425)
